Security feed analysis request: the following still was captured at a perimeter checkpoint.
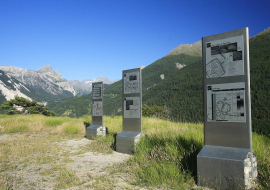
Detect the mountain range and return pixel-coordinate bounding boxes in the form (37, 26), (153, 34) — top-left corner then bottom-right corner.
(0, 65), (117, 106)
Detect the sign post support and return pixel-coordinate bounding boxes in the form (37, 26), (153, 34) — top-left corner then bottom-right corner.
(86, 82), (107, 139)
(116, 68), (143, 154)
(197, 28), (257, 189)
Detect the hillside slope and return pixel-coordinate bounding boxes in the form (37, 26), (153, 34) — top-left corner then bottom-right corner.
(249, 28), (270, 135)
(143, 59), (203, 122)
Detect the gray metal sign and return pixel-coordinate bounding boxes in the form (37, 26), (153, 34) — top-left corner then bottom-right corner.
(86, 82), (106, 139)
(198, 28), (257, 189)
(116, 68), (143, 154)
(92, 82), (103, 126)
(122, 68), (142, 132)
(202, 27), (252, 149)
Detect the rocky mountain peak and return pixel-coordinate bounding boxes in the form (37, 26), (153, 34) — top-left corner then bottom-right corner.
(82, 77), (113, 85)
(36, 65), (65, 83)
(166, 40), (202, 57)
(36, 65), (53, 73)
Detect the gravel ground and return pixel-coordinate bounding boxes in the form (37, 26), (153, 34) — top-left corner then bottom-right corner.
(0, 134), (151, 189)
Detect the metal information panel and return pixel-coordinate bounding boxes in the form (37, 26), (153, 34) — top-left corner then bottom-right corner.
(206, 35), (244, 78)
(116, 68), (142, 154)
(122, 68), (142, 132)
(203, 27), (252, 149)
(92, 101), (103, 116)
(207, 82), (245, 122)
(124, 71), (140, 94)
(124, 97), (140, 118)
(198, 28), (256, 189)
(93, 83), (102, 99)
(92, 82), (103, 126)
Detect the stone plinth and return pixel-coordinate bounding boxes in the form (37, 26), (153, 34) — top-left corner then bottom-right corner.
(197, 145), (257, 189)
(116, 131), (143, 154)
(86, 125), (107, 140)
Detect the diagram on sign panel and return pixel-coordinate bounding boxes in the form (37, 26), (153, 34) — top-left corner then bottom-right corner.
(124, 71), (139, 94)
(124, 97), (140, 118)
(207, 82), (245, 122)
(92, 101), (102, 116)
(206, 35), (244, 78)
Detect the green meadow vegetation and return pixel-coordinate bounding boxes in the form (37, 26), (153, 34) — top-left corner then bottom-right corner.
(0, 114), (269, 189)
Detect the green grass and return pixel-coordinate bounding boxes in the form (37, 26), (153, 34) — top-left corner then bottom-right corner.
(252, 133), (270, 189)
(64, 124), (79, 134)
(55, 167), (83, 189)
(45, 117), (71, 127)
(0, 114), (269, 189)
(5, 125), (29, 133)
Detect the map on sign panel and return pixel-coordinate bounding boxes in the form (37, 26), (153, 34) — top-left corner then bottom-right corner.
(92, 84), (102, 99)
(92, 101), (103, 116)
(207, 82), (245, 122)
(124, 71), (139, 94)
(206, 35), (244, 78)
(124, 97), (140, 118)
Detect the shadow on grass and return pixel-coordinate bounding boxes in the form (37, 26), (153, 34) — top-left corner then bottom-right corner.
(137, 134), (203, 181)
(83, 121), (91, 129)
(110, 133), (118, 151)
(83, 121), (91, 138)
(175, 136), (203, 181)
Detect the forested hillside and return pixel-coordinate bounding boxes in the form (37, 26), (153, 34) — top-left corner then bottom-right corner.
(141, 54), (201, 91)
(143, 59), (203, 123)
(249, 31), (270, 135)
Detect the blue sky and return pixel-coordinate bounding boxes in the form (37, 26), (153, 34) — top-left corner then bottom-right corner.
(0, 0), (269, 81)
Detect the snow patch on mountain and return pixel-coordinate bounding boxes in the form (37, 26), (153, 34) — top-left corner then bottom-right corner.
(0, 75), (31, 101)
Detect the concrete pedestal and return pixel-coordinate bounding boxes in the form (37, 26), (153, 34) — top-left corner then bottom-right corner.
(116, 131), (143, 154)
(86, 125), (107, 140)
(197, 145), (257, 189)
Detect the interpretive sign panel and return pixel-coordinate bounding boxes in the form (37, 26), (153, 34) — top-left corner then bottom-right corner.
(198, 28), (257, 189)
(86, 81), (106, 140)
(124, 97), (140, 118)
(207, 82), (245, 122)
(93, 83), (102, 99)
(124, 71), (140, 94)
(92, 101), (103, 116)
(122, 68), (142, 131)
(92, 82), (103, 126)
(206, 35), (244, 78)
(116, 68), (143, 154)
(202, 27), (251, 148)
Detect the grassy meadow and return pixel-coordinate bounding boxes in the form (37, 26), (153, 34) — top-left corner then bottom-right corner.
(0, 114), (269, 189)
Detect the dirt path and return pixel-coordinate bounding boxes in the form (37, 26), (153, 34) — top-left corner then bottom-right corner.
(0, 134), (150, 189)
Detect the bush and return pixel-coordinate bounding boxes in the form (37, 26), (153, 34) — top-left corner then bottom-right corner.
(0, 96), (57, 116)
